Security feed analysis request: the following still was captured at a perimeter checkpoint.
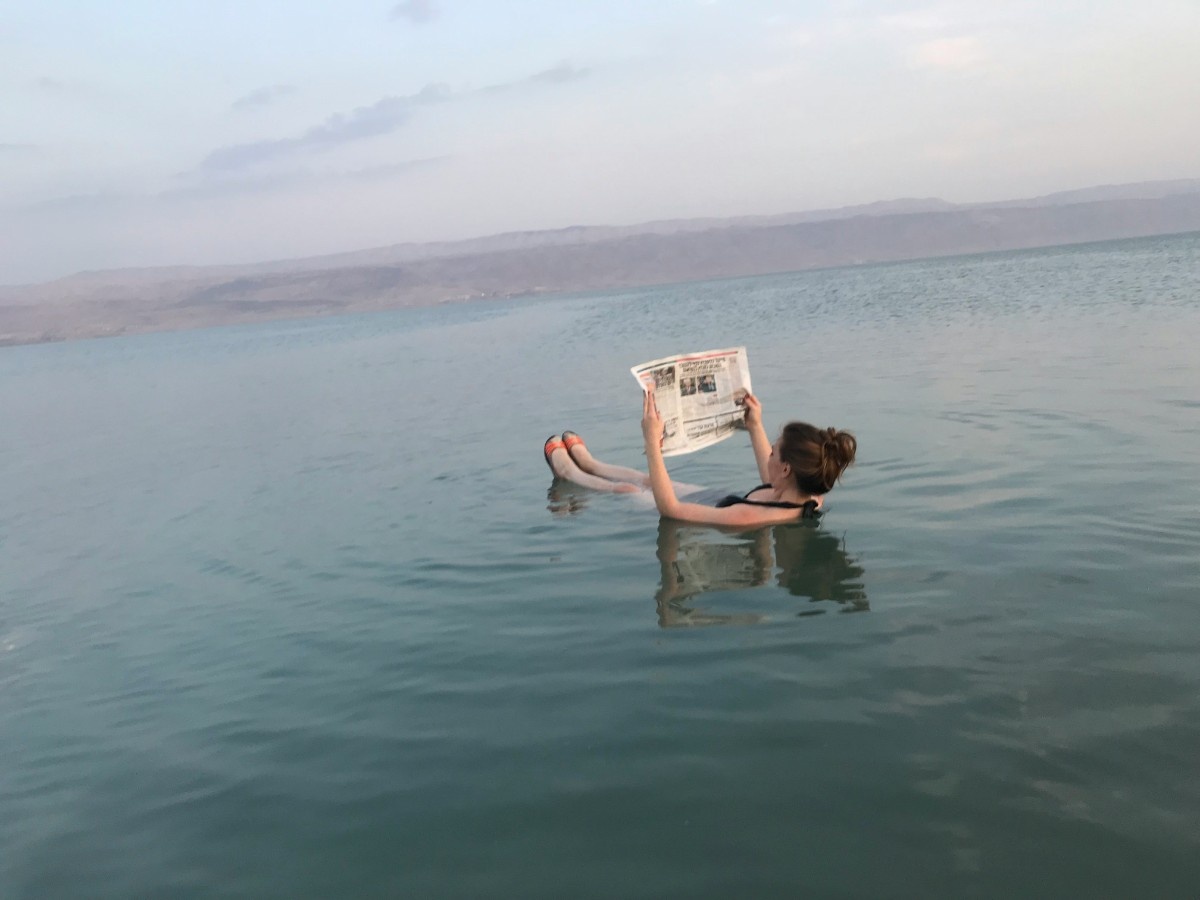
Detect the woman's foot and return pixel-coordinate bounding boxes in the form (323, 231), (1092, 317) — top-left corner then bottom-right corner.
(543, 435), (568, 476)
(545, 433), (641, 492)
(563, 430), (594, 469)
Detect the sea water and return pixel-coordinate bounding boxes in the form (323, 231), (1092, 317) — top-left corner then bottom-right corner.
(2, 233), (1199, 897)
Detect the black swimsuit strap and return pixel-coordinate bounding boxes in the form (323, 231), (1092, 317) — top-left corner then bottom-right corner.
(715, 485), (821, 517)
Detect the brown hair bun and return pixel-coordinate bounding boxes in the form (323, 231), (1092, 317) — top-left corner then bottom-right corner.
(779, 422), (857, 495)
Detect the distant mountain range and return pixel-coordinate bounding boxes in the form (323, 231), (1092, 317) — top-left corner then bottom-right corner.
(3, 178), (1199, 346)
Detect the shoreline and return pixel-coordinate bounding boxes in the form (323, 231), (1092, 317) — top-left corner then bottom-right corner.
(4, 221), (1199, 349)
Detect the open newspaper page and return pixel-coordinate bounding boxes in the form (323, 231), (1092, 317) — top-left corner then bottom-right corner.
(631, 346), (753, 457)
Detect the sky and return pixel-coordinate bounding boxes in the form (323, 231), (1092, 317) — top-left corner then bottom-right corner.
(3, 0), (1199, 284)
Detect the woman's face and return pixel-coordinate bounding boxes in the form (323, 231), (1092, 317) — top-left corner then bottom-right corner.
(767, 437), (790, 487)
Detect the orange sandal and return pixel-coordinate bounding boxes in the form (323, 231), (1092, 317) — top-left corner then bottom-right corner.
(562, 431), (585, 452)
(543, 435), (566, 473)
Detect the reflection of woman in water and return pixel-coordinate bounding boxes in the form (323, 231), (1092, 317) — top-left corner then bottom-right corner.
(543, 393), (857, 526)
(655, 519), (867, 626)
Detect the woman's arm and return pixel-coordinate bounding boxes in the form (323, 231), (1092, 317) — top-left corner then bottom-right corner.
(642, 392), (796, 527)
(641, 390), (682, 513)
(743, 392), (773, 483)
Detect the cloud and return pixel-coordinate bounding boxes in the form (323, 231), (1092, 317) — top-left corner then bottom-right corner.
(17, 157), (451, 213)
(527, 62), (590, 85)
(231, 84), (298, 112)
(30, 76), (94, 96)
(195, 63), (586, 175)
(776, 28), (813, 49)
(391, 0), (437, 24)
(32, 76), (70, 91)
(878, 11), (949, 33)
(29, 75), (103, 100)
(0, 143), (39, 156)
(175, 156), (450, 197)
(198, 84), (450, 173)
(18, 189), (131, 214)
(482, 62), (591, 95)
(910, 37), (988, 70)
(343, 158), (449, 182)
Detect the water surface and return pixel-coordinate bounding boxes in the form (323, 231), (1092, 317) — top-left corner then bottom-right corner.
(3, 234), (1199, 897)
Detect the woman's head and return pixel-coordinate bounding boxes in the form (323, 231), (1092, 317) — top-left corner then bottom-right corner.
(773, 422), (857, 496)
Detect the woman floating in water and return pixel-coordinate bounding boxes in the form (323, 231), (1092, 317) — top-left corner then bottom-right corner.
(544, 392), (857, 526)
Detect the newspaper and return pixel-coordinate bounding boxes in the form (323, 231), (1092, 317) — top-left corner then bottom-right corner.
(631, 346), (753, 457)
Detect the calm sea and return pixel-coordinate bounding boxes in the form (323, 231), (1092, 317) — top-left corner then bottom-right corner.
(3, 234), (1199, 898)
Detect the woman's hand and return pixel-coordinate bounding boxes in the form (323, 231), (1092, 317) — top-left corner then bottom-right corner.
(742, 392), (763, 429)
(641, 390), (665, 448)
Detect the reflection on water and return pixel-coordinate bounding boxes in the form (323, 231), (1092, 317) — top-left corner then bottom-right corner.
(547, 482), (867, 626)
(771, 520), (868, 609)
(655, 518), (868, 627)
(546, 481), (589, 517)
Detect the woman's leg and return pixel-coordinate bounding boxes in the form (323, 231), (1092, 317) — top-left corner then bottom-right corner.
(546, 440), (641, 493)
(564, 433), (652, 488)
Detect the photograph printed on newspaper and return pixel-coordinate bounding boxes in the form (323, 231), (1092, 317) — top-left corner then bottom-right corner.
(631, 346), (753, 457)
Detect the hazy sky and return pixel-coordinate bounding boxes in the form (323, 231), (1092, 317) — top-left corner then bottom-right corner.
(3, 0), (1198, 283)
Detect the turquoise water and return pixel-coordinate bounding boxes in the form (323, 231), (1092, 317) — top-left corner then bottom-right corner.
(3, 234), (1199, 897)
